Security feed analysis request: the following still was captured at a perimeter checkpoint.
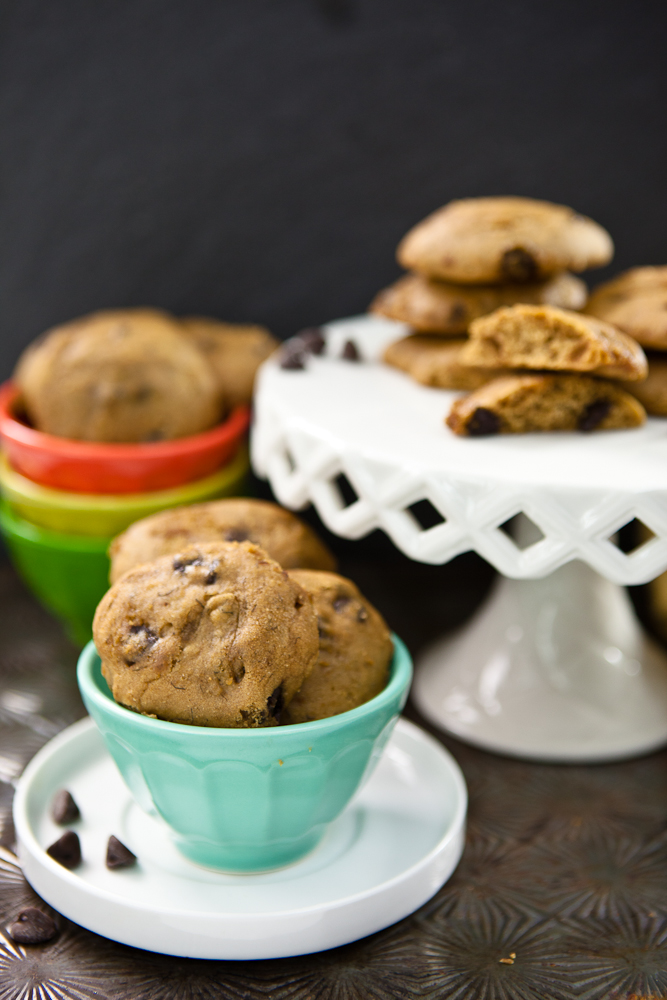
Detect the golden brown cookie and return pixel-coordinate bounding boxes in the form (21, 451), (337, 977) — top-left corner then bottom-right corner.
(282, 570), (393, 724)
(397, 197), (613, 284)
(370, 271), (588, 334)
(384, 335), (508, 390)
(14, 309), (223, 443)
(94, 541), (319, 728)
(109, 498), (336, 583)
(586, 266), (667, 350)
(446, 374), (646, 436)
(625, 356), (667, 416)
(461, 305), (647, 381)
(180, 317), (279, 409)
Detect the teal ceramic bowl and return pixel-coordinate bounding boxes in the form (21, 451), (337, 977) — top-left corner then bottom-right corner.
(77, 638), (412, 873)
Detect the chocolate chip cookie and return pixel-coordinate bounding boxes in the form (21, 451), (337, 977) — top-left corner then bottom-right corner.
(461, 304), (647, 381)
(370, 271), (588, 334)
(397, 197), (613, 284)
(446, 374), (646, 436)
(384, 335), (508, 390)
(109, 498), (336, 583)
(15, 309), (223, 442)
(281, 570), (393, 724)
(586, 266), (667, 350)
(94, 541), (319, 728)
(180, 317), (279, 409)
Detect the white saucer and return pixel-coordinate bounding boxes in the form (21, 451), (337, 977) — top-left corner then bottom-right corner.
(13, 716), (466, 960)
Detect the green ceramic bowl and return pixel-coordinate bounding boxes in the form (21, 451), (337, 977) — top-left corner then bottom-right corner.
(77, 638), (412, 873)
(0, 503), (110, 647)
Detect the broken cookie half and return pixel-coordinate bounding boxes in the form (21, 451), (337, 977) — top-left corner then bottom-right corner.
(461, 304), (647, 381)
(446, 374), (646, 436)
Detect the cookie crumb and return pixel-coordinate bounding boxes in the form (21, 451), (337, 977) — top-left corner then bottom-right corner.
(341, 340), (360, 361)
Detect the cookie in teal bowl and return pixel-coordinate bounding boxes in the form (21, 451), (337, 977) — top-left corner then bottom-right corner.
(77, 637), (412, 873)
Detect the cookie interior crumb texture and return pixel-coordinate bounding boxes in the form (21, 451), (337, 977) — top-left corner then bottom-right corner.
(109, 498), (336, 583)
(282, 570), (393, 724)
(396, 197), (613, 284)
(371, 271), (588, 334)
(14, 309), (224, 442)
(446, 374), (646, 436)
(94, 541), (319, 728)
(461, 304), (647, 381)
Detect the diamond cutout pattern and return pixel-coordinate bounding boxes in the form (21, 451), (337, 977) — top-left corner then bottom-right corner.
(406, 499), (446, 532)
(252, 398), (667, 585)
(332, 472), (359, 509)
(608, 517), (656, 555)
(498, 514), (546, 552)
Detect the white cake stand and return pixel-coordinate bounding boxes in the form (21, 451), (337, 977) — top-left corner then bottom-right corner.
(252, 315), (667, 762)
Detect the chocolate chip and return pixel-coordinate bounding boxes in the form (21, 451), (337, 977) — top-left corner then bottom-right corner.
(129, 623), (157, 642)
(357, 607), (368, 622)
(51, 789), (80, 825)
(333, 597), (351, 612)
(106, 835), (136, 870)
(267, 685), (284, 722)
(578, 399), (611, 431)
(280, 341), (308, 370)
(8, 907), (57, 945)
(296, 327), (326, 355)
(341, 340), (360, 361)
(224, 528), (249, 543)
(467, 408), (501, 436)
(500, 247), (539, 283)
(46, 830), (81, 869)
(204, 571), (218, 585)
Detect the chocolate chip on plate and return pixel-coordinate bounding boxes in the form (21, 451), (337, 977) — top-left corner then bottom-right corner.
(280, 341), (308, 370)
(46, 830), (81, 869)
(341, 340), (360, 361)
(51, 789), (80, 825)
(106, 835), (137, 870)
(8, 907), (57, 945)
(296, 327), (326, 355)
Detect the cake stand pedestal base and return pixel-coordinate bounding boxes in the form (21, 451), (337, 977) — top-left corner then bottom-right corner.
(413, 559), (667, 762)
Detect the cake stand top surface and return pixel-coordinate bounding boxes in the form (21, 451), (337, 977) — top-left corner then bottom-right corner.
(252, 315), (667, 584)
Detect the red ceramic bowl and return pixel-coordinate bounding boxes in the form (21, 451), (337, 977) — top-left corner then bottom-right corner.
(0, 381), (250, 494)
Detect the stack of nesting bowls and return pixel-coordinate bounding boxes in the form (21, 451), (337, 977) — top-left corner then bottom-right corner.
(0, 381), (250, 646)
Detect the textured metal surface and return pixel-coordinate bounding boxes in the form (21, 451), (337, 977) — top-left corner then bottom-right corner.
(1, 560), (667, 999)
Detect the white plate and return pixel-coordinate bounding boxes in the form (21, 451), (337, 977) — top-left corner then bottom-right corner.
(13, 716), (466, 960)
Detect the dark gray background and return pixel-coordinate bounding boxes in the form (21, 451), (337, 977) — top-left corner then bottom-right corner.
(0, 0), (665, 378)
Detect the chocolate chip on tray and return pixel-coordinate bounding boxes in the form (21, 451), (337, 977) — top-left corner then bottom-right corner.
(51, 789), (80, 825)
(7, 907), (58, 945)
(46, 830), (81, 869)
(341, 340), (360, 361)
(106, 835), (137, 870)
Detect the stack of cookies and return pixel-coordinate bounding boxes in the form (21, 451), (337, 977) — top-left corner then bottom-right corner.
(372, 196), (650, 435)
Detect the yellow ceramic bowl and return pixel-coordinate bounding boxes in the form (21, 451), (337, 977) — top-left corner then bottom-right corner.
(0, 447), (249, 537)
